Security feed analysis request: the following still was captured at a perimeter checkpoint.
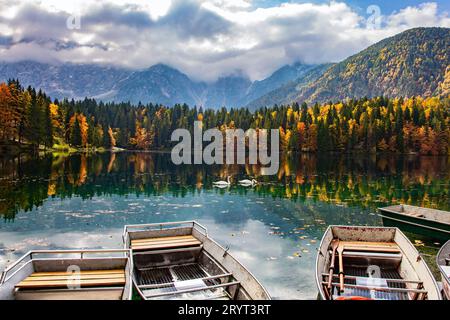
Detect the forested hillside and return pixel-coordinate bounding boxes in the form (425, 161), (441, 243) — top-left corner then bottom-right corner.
(266, 28), (450, 105)
(246, 64), (332, 110)
(0, 80), (448, 155)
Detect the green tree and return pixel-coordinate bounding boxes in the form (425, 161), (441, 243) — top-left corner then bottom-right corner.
(71, 118), (82, 147)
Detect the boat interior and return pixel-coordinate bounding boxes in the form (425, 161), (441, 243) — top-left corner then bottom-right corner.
(0, 250), (132, 300)
(124, 222), (245, 300)
(319, 227), (433, 300)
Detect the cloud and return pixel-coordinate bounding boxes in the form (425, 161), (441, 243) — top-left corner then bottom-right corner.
(0, 1), (449, 81)
(83, 4), (155, 29)
(159, 0), (232, 39)
(386, 2), (450, 28)
(208, 0), (252, 10)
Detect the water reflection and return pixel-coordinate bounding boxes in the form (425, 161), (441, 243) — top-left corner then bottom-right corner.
(0, 152), (448, 299)
(0, 152), (448, 220)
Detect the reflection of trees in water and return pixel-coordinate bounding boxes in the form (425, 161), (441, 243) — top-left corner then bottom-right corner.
(0, 152), (448, 219)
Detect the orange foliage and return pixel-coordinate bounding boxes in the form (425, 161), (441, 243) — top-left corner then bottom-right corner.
(0, 83), (19, 141)
(130, 122), (154, 150)
(69, 113), (89, 147)
(108, 126), (116, 148)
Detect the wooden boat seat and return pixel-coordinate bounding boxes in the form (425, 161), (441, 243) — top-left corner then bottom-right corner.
(131, 235), (202, 251)
(15, 288), (125, 300)
(15, 269), (126, 290)
(340, 241), (401, 253)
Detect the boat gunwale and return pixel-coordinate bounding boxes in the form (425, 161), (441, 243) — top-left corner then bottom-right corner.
(123, 221), (208, 242)
(315, 225), (332, 300)
(124, 221), (271, 300)
(200, 235), (271, 299)
(1, 249), (132, 284)
(378, 205), (450, 228)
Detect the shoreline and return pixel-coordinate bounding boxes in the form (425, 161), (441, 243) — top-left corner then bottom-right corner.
(0, 143), (448, 158)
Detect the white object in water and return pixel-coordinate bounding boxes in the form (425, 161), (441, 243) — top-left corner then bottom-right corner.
(238, 179), (258, 187)
(213, 176), (231, 187)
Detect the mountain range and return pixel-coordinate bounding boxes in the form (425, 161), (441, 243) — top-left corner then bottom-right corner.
(0, 60), (321, 109)
(0, 27), (449, 109)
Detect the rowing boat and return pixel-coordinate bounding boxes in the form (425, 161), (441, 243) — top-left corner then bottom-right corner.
(379, 205), (450, 240)
(315, 226), (442, 300)
(123, 221), (271, 300)
(0, 249), (132, 300)
(437, 240), (450, 300)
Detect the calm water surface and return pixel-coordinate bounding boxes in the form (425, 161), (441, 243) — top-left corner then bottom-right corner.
(0, 152), (448, 299)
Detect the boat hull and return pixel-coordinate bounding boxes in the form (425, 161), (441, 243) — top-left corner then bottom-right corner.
(379, 205), (450, 241)
(315, 226), (442, 300)
(380, 216), (450, 242)
(124, 221), (271, 300)
(0, 250), (133, 300)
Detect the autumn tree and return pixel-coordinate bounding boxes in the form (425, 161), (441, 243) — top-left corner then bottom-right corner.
(0, 83), (17, 142)
(68, 113), (88, 148)
(103, 126), (116, 149)
(0, 80), (448, 155)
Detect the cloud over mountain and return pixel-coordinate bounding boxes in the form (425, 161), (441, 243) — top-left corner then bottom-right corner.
(0, 1), (449, 81)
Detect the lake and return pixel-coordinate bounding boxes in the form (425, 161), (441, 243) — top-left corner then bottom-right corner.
(0, 152), (448, 299)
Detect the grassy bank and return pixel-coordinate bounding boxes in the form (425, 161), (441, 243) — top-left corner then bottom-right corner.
(0, 139), (109, 157)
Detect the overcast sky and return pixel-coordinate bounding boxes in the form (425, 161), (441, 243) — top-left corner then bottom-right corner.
(0, 0), (449, 81)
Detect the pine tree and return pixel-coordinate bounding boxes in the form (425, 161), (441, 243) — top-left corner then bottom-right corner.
(289, 128), (300, 151)
(71, 118), (82, 147)
(17, 90), (31, 144)
(36, 92), (48, 147)
(44, 101), (53, 148)
(395, 105), (404, 152)
(27, 88), (41, 148)
(317, 120), (330, 151)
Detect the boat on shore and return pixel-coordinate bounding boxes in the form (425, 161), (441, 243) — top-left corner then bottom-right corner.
(316, 226), (442, 300)
(0, 249), (132, 300)
(123, 221), (271, 300)
(379, 205), (450, 241)
(437, 240), (450, 300)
